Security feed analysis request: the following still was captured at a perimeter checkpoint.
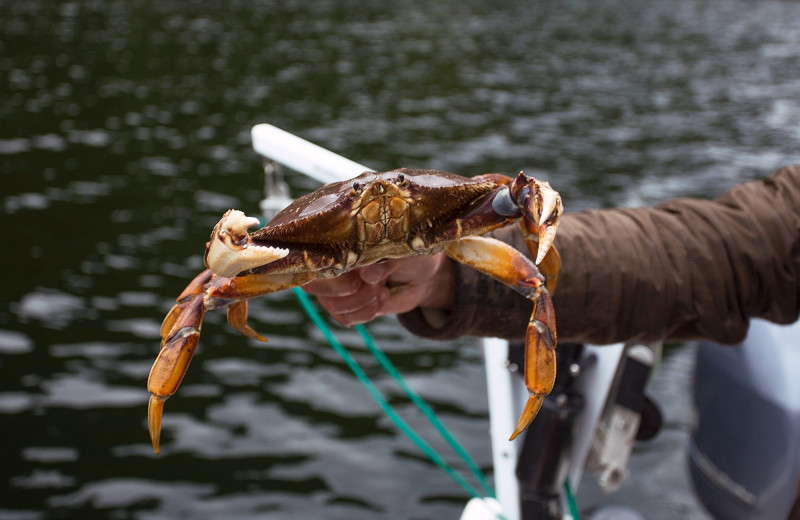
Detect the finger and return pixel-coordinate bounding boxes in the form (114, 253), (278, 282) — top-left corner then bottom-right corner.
(383, 254), (444, 288)
(396, 254), (441, 278)
(382, 254), (455, 312)
(358, 263), (391, 285)
(358, 256), (441, 288)
(313, 272), (389, 315)
(328, 288), (390, 326)
(316, 282), (388, 316)
(377, 283), (430, 316)
(302, 271), (363, 297)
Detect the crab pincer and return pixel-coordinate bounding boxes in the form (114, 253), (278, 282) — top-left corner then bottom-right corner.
(511, 173), (562, 265)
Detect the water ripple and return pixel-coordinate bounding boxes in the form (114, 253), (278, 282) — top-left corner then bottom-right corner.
(48, 479), (216, 509)
(40, 377), (145, 409)
(274, 367), (381, 417)
(13, 289), (85, 329)
(10, 470), (76, 490)
(0, 329), (33, 354)
(21, 447), (79, 463)
(105, 319), (162, 339)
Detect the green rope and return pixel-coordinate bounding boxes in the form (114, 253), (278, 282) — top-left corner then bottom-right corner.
(291, 287), (485, 499)
(564, 479), (580, 519)
(353, 323), (495, 498)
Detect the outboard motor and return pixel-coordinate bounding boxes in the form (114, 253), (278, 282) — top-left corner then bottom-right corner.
(691, 318), (800, 519)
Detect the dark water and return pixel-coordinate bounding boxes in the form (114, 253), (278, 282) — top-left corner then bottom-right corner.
(2, 0), (799, 518)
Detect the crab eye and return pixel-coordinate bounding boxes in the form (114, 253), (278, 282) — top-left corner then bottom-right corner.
(352, 181), (361, 192)
(397, 173), (405, 183)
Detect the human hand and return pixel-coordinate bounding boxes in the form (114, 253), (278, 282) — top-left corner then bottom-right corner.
(302, 254), (455, 326)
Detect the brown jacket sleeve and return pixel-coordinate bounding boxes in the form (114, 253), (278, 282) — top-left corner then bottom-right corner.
(398, 165), (800, 345)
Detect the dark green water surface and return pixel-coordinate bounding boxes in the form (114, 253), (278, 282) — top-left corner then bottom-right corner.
(1, 0), (799, 518)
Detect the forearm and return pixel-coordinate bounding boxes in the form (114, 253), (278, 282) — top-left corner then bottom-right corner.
(399, 165), (800, 345)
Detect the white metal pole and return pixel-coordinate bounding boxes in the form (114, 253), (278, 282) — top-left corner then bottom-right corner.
(483, 338), (522, 520)
(251, 124), (369, 183)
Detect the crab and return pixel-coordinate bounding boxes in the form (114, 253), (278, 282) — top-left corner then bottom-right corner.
(147, 168), (563, 453)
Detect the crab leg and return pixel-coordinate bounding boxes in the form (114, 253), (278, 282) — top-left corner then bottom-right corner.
(148, 269), (212, 454)
(511, 285), (557, 439)
(147, 269), (319, 453)
(227, 301), (266, 341)
(445, 236), (557, 440)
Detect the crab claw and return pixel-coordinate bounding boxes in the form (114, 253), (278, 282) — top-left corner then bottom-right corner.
(533, 184), (562, 265)
(204, 209), (289, 278)
(511, 173), (563, 265)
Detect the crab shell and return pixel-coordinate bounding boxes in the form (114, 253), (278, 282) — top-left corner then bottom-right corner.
(204, 168), (560, 280)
